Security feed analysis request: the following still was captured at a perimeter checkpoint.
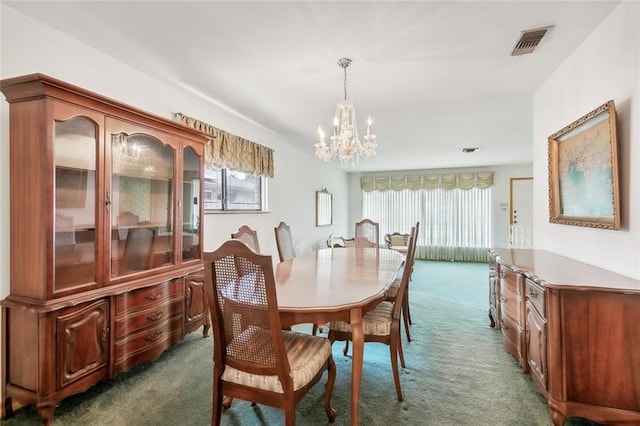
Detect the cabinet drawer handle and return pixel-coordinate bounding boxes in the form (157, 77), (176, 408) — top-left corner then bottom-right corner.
(500, 296), (508, 303)
(145, 331), (163, 342)
(145, 291), (163, 301)
(501, 320), (508, 330)
(528, 290), (538, 298)
(147, 311), (163, 321)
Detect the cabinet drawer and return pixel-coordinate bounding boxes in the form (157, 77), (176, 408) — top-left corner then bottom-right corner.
(115, 280), (183, 314)
(113, 314), (183, 361)
(500, 267), (519, 293)
(525, 279), (545, 316)
(501, 314), (521, 361)
(500, 283), (520, 323)
(113, 297), (183, 338)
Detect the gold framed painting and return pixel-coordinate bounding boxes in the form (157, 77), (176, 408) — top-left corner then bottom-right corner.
(548, 100), (619, 229)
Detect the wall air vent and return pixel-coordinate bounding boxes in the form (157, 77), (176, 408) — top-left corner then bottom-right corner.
(511, 26), (553, 56)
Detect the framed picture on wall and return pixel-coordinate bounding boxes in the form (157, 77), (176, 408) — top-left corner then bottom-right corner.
(316, 189), (332, 227)
(548, 100), (620, 229)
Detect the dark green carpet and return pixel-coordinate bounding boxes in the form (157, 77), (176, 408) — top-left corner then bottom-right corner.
(3, 261), (599, 425)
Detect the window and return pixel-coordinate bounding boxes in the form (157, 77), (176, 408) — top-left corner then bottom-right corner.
(204, 166), (267, 212)
(362, 186), (492, 262)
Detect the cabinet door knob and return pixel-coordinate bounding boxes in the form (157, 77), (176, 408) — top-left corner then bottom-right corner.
(528, 290), (538, 298)
(500, 295), (508, 303)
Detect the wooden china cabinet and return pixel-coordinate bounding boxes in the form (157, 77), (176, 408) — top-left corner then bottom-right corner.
(0, 74), (210, 424)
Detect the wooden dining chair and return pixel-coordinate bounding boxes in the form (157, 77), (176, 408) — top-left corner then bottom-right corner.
(328, 227), (416, 402)
(355, 218), (379, 248)
(386, 222), (420, 342)
(203, 240), (337, 425)
(231, 225), (260, 253)
(274, 221), (296, 262)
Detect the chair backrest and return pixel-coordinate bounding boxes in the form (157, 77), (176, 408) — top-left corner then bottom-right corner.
(392, 226), (418, 321)
(274, 221), (296, 262)
(203, 240), (289, 378)
(231, 225), (260, 253)
(384, 232), (410, 248)
(122, 225), (156, 272)
(355, 219), (379, 248)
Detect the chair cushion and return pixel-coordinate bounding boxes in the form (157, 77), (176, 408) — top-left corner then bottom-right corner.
(221, 329), (332, 393)
(329, 301), (394, 336)
(390, 235), (406, 246)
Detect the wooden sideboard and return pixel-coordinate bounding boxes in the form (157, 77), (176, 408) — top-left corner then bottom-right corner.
(488, 248), (640, 425)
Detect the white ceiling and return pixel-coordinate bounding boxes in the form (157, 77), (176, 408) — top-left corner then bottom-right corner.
(4, 0), (621, 172)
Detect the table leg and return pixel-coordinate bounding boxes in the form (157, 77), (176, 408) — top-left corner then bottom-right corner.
(350, 308), (364, 426)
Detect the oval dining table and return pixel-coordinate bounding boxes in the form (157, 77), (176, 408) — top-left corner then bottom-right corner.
(274, 247), (404, 425)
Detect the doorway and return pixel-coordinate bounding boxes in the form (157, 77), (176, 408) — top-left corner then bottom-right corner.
(509, 177), (533, 247)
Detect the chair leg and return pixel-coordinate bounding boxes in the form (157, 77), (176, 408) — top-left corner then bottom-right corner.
(212, 383), (223, 425)
(403, 293), (412, 342)
(398, 331), (406, 369)
(324, 357), (337, 423)
(284, 403), (296, 426)
(222, 395), (233, 409)
(343, 340), (349, 356)
(389, 334), (404, 401)
(312, 323), (318, 335)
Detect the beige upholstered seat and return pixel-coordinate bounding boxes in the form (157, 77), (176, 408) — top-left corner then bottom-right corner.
(385, 232), (410, 255)
(203, 239), (336, 425)
(327, 236), (355, 248)
(328, 226), (416, 402)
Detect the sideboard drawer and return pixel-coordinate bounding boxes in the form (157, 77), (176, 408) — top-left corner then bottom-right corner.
(500, 283), (520, 323)
(112, 314), (183, 374)
(500, 267), (520, 293)
(501, 314), (521, 361)
(113, 297), (183, 338)
(525, 279), (545, 316)
(115, 280), (183, 314)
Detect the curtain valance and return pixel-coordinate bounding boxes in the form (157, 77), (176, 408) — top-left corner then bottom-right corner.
(361, 171), (494, 192)
(176, 112), (274, 178)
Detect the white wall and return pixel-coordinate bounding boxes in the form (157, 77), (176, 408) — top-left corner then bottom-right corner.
(533, 1), (640, 278)
(0, 6), (351, 303)
(348, 164), (534, 248)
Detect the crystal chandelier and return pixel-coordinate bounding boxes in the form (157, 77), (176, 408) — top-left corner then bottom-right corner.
(314, 58), (377, 169)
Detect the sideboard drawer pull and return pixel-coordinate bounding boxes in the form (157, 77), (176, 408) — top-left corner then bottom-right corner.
(500, 295), (508, 303)
(145, 331), (163, 342)
(528, 290), (538, 298)
(147, 311), (163, 321)
(145, 291), (163, 301)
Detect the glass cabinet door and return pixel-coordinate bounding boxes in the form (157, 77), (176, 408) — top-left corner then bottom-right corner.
(182, 146), (201, 261)
(110, 132), (175, 278)
(54, 117), (98, 292)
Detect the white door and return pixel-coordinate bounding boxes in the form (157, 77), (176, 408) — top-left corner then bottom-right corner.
(510, 177), (533, 247)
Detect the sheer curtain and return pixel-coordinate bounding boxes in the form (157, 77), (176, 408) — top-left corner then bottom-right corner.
(362, 183), (492, 262)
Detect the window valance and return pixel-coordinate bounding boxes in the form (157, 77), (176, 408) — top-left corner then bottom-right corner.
(361, 172), (494, 192)
(176, 112), (274, 178)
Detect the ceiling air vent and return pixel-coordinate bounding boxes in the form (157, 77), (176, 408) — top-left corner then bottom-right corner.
(511, 26), (553, 56)
(461, 147), (479, 153)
